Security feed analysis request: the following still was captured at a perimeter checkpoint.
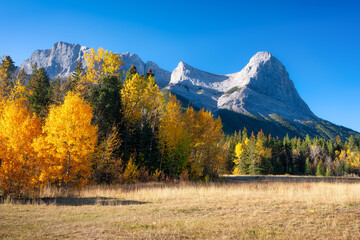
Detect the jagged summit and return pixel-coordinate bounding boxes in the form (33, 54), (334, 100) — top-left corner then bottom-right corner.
(249, 51), (272, 64)
(169, 51), (315, 121)
(20, 42), (89, 79)
(20, 42), (171, 87)
(18, 44), (359, 139)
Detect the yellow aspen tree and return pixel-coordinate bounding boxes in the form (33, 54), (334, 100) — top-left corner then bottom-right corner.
(159, 94), (186, 151)
(0, 97), (42, 196)
(158, 94), (189, 176)
(77, 48), (123, 94)
(342, 150), (360, 173)
(233, 138), (249, 175)
(121, 73), (164, 127)
(33, 92), (98, 188)
(183, 107), (225, 179)
(121, 73), (164, 172)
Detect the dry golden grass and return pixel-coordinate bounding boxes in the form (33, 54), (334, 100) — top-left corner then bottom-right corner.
(1, 177), (360, 239)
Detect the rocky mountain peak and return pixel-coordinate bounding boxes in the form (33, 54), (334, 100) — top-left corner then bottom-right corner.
(20, 42), (89, 79)
(248, 51), (272, 64)
(20, 42), (171, 87)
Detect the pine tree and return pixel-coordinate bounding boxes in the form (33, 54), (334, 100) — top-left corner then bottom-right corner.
(89, 75), (123, 141)
(316, 160), (326, 176)
(68, 60), (83, 91)
(125, 65), (138, 81)
(146, 68), (155, 79)
(325, 167), (333, 176)
(305, 158), (311, 175)
(26, 65), (52, 117)
(0, 56), (17, 98)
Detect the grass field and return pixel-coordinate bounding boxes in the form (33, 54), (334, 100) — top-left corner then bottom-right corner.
(1, 176), (360, 239)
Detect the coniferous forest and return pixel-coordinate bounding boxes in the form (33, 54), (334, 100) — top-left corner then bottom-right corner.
(0, 49), (360, 197)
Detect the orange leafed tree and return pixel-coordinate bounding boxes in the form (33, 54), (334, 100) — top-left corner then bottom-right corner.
(0, 97), (42, 196)
(33, 92), (98, 188)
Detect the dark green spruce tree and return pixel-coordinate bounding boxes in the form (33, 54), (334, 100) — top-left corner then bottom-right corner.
(146, 68), (154, 79)
(68, 60), (84, 91)
(125, 65), (138, 81)
(89, 75), (123, 141)
(26, 64), (52, 118)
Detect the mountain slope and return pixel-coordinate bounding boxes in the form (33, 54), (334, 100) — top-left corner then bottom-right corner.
(167, 52), (359, 139)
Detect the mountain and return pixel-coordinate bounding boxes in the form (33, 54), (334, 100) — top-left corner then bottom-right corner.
(21, 41), (90, 79)
(168, 52), (359, 139)
(20, 42), (171, 88)
(20, 42), (359, 139)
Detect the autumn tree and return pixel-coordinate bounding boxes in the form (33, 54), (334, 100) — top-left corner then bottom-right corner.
(121, 73), (164, 169)
(233, 132), (271, 175)
(0, 96), (42, 197)
(159, 94), (189, 177)
(182, 107), (226, 179)
(77, 48), (123, 96)
(33, 92), (98, 189)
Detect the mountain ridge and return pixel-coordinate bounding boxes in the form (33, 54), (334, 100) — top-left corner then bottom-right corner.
(19, 41), (359, 139)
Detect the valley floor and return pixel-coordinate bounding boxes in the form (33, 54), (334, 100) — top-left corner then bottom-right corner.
(1, 177), (360, 239)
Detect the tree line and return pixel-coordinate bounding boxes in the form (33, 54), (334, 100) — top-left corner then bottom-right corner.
(227, 129), (360, 177)
(1, 49), (359, 197)
(0, 49), (226, 197)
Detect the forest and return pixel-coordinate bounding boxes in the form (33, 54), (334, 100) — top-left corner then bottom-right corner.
(0, 48), (360, 197)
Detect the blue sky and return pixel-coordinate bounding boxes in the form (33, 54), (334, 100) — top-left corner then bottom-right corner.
(1, 0), (360, 132)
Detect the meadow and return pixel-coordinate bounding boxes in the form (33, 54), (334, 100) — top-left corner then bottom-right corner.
(1, 176), (360, 239)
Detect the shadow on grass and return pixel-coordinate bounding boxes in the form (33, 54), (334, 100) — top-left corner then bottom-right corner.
(0, 196), (148, 206)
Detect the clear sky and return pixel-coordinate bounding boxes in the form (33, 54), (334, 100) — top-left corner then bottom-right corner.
(1, 0), (359, 132)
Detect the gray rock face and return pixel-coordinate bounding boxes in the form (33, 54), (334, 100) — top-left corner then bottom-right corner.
(145, 61), (171, 89)
(21, 41), (90, 79)
(168, 51), (315, 123)
(20, 42), (171, 87)
(218, 52), (315, 121)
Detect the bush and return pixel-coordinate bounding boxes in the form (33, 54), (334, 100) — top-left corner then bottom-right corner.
(123, 158), (139, 184)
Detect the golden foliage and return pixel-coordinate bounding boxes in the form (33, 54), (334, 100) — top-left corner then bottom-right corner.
(76, 48), (123, 94)
(33, 92), (98, 188)
(233, 134), (272, 175)
(183, 108), (226, 178)
(0, 98), (42, 196)
(123, 157), (139, 184)
(121, 73), (164, 128)
(159, 94), (186, 151)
